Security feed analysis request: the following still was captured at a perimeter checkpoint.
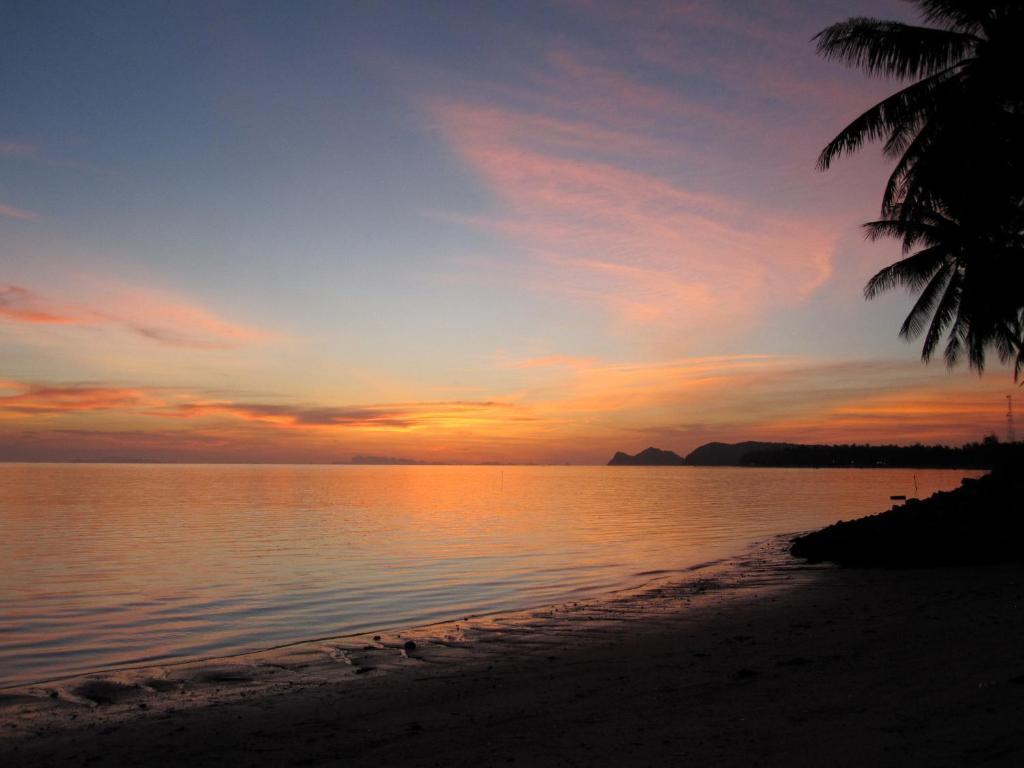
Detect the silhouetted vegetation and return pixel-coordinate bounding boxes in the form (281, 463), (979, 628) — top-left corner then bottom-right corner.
(611, 439), (1014, 468)
(816, 1), (1024, 374)
(791, 453), (1024, 566)
(741, 436), (1015, 469)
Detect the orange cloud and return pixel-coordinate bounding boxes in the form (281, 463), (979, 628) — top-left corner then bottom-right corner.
(0, 381), (162, 415)
(0, 359), (1013, 464)
(0, 380), (523, 434)
(509, 355), (597, 370)
(0, 282), (275, 349)
(758, 387), (1011, 446)
(172, 399), (522, 432)
(0, 285), (77, 324)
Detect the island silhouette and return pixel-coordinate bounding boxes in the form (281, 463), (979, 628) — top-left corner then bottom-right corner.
(609, 438), (1013, 469)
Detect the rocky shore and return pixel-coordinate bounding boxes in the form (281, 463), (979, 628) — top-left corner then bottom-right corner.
(791, 463), (1024, 567)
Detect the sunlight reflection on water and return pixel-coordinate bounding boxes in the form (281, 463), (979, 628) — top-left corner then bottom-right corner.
(0, 464), (978, 685)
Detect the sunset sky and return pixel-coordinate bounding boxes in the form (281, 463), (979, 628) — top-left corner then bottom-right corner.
(1, 0), (1016, 464)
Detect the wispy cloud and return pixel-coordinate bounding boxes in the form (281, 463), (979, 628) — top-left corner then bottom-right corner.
(172, 399), (520, 430)
(0, 141), (38, 157)
(0, 202), (38, 221)
(0, 282), (276, 349)
(508, 354), (597, 370)
(0, 380), (521, 434)
(423, 24), (852, 340)
(433, 100), (835, 332)
(0, 285), (76, 324)
(0, 380), (162, 415)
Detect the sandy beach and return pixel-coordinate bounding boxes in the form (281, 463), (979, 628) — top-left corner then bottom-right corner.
(2, 535), (1023, 767)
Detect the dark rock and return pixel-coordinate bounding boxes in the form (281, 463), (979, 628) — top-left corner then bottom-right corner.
(403, 640), (417, 653)
(791, 464), (1024, 567)
(73, 680), (141, 706)
(607, 447), (685, 466)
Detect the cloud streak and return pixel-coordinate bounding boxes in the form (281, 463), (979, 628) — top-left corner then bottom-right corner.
(424, 28), (852, 340)
(0, 357), (1012, 463)
(0, 141), (37, 157)
(436, 102), (835, 331)
(0, 380), (521, 434)
(0, 202), (38, 221)
(173, 399), (517, 430)
(0, 282), (276, 349)
(0, 381), (162, 415)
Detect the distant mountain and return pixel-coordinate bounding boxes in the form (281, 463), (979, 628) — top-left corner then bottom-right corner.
(683, 441), (795, 466)
(608, 447), (686, 466)
(351, 455), (429, 465)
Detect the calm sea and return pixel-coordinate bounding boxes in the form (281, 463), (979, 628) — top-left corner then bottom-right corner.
(0, 464), (977, 686)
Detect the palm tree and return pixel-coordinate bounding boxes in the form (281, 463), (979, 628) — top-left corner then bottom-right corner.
(862, 204), (1024, 376)
(815, 1), (1024, 374)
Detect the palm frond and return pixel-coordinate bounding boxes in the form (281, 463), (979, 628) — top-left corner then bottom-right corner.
(893, 263), (954, 340)
(879, 122), (940, 214)
(864, 218), (933, 253)
(816, 68), (959, 170)
(814, 18), (979, 79)
(921, 267), (962, 360)
(913, 1), (991, 33)
(864, 244), (950, 299)
(942, 321), (966, 368)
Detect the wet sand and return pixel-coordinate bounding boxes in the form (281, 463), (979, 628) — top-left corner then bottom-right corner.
(2, 536), (1023, 767)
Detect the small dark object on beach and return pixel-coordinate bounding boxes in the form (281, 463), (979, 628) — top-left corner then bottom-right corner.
(73, 680), (140, 706)
(373, 635), (381, 641)
(403, 640), (417, 653)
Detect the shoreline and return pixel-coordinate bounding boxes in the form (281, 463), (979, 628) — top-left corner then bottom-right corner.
(5, 536), (1024, 765)
(0, 560), (742, 694)
(0, 537), (783, 700)
(0, 550), (747, 694)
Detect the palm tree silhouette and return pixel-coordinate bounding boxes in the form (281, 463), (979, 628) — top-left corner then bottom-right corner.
(815, 1), (1024, 374)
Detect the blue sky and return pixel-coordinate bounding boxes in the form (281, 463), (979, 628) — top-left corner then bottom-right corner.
(1, 1), (1015, 463)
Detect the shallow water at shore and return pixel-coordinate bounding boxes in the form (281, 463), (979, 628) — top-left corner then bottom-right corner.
(0, 464), (979, 685)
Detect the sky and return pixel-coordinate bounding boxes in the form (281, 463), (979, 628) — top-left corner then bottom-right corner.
(0, 0), (1017, 464)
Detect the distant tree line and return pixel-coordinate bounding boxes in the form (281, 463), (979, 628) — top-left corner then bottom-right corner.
(740, 436), (1017, 469)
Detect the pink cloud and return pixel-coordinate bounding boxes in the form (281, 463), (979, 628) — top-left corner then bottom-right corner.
(0, 202), (38, 221)
(0, 282), (276, 349)
(0, 141), (37, 157)
(432, 100), (836, 334)
(0, 285), (77, 324)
